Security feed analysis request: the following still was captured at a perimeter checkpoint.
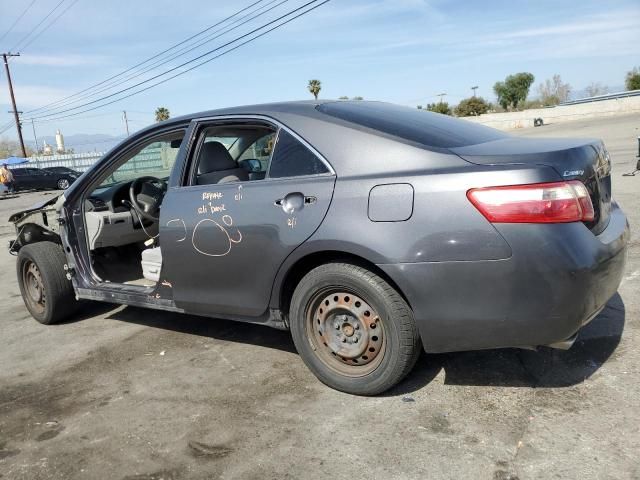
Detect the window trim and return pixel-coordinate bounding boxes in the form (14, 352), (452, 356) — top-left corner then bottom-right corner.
(183, 114), (335, 188)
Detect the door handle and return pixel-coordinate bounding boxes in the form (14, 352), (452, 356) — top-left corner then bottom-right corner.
(275, 192), (315, 214)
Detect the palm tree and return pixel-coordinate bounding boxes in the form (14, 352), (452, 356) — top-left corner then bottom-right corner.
(307, 79), (321, 100)
(155, 107), (170, 122)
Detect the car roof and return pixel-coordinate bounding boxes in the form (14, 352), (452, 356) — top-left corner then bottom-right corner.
(127, 101), (506, 176)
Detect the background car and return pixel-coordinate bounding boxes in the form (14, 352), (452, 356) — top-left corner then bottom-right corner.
(43, 166), (82, 178)
(10, 166), (78, 191)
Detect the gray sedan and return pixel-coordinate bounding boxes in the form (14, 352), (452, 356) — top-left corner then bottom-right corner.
(9, 101), (629, 395)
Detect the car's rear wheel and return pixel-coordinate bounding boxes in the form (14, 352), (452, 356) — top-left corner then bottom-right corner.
(57, 178), (70, 190)
(17, 241), (78, 324)
(290, 262), (421, 395)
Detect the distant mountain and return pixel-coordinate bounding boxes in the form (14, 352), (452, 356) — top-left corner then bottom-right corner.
(569, 85), (626, 101)
(26, 133), (125, 154)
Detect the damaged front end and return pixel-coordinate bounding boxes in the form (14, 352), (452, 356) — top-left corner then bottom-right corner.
(8, 195), (66, 254)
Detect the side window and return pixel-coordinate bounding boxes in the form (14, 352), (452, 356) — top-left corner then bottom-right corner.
(268, 130), (329, 178)
(192, 125), (276, 186)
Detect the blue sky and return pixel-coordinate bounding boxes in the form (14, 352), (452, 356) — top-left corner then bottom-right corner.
(0, 0), (638, 145)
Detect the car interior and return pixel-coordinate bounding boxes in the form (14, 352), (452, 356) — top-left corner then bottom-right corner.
(83, 125), (277, 288)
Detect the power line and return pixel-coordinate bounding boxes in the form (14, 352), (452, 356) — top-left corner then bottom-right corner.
(25, 0), (328, 122)
(0, 0), (38, 46)
(9, 0), (66, 52)
(18, 0), (81, 52)
(32, 110), (127, 124)
(24, 0), (268, 115)
(0, 121), (16, 135)
(28, 0), (287, 116)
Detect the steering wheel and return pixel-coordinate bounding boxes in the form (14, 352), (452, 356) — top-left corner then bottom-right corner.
(128, 176), (166, 222)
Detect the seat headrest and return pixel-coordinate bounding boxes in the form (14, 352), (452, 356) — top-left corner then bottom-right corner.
(198, 141), (237, 174)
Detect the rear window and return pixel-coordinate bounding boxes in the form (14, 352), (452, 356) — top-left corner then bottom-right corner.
(316, 102), (506, 149)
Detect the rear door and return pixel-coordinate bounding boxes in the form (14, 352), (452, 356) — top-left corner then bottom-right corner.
(26, 168), (52, 189)
(160, 119), (336, 317)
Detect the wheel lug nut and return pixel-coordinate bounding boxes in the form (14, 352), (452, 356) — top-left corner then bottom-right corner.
(355, 324), (360, 330)
(342, 338), (347, 343)
(353, 338), (358, 343)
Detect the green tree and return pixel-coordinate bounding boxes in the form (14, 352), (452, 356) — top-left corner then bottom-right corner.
(454, 96), (490, 117)
(307, 79), (322, 100)
(493, 72), (535, 110)
(338, 96), (349, 100)
(426, 102), (452, 115)
(352, 96), (364, 100)
(155, 107), (170, 122)
(625, 67), (640, 91)
(537, 74), (571, 106)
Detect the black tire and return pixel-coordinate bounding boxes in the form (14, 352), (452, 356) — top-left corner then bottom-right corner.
(289, 262), (421, 395)
(16, 241), (78, 325)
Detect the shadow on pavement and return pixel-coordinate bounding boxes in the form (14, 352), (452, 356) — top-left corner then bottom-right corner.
(104, 305), (297, 354)
(96, 292), (625, 395)
(388, 293), (626, 395)
(0, 194), (20, 200)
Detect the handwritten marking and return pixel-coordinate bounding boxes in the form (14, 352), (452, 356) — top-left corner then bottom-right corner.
(191, 215), (242, 256)
(166, 218), (187, 242)
(197, 203), (226, 214)
(161, 280), (173, 288)
(287, 217), (297, 229)
(203, 192), (223, 201)
(234, 185), (243, 201)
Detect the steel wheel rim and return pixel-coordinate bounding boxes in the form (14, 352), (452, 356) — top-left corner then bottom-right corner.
(306, 289), (385, 377)
(58, 179), (69, 189)
(22, 260), (45, 314)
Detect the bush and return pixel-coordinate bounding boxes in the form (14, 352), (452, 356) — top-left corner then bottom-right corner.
(454, 97), (490, 117)
(426, 102), (452, 115)
(626, 67), (640, 91)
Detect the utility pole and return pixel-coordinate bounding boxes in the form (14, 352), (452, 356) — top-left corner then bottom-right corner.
(471, 86), (478, 97)
(2, 53), (27, 157)
(31, 118), (39, 154)
(436, 92), (447, 104)
(122, 110), (130, 136)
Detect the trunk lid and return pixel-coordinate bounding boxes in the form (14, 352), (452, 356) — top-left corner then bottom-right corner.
(450, 137), (612, 234)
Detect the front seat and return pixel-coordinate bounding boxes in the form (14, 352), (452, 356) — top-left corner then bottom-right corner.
(141, 247), (162, 282)
(197, 141), (249, 185)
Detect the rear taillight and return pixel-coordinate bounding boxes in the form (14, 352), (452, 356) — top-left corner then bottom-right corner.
(467, 181), (595, 223)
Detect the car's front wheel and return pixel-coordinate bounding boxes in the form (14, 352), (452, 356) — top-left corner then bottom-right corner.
(17, 241), (78, 324)
(290, 262), (421, 395)
(57, 178), (70, 190)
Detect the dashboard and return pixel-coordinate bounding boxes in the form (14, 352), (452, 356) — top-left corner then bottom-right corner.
(84, 180), (159, 250)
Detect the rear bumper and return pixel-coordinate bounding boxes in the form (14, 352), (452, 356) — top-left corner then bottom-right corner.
(378, 203), (630, 353)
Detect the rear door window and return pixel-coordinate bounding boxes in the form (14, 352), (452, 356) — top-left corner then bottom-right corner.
(268, 130), (329, 178)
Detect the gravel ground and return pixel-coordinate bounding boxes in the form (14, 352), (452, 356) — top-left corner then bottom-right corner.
(0, 113), (639, 480)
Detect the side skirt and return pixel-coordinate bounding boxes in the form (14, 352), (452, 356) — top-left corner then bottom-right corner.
(75, 287), (289, 331)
